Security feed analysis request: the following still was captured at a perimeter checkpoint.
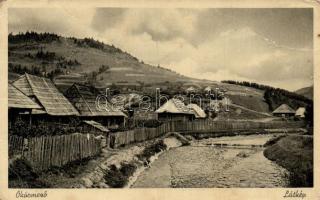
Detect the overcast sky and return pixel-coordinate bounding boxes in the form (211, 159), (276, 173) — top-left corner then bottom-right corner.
(9, 8), (313, 91)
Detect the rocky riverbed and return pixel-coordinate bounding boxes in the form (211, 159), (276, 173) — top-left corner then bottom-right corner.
(132, 134), (289, 188)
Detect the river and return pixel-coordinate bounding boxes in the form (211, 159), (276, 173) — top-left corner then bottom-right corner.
(132, 134), (289, 188)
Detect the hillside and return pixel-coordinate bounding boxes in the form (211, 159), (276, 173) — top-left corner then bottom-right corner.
(295, 86), (313, 100)
(8, 32), (202, 90)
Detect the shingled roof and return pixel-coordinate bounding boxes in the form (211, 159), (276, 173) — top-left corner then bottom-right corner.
(8, 84), (42, 109)
(156, 98), (194, 115)
(12, 73), (79, 116)
(272, 104), (295, 114)
(64, 83), (127, 117)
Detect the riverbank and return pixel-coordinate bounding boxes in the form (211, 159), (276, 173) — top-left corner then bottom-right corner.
(263, 135), (313, 187)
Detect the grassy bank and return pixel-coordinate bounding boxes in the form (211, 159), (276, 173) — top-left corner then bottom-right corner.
(263, 135), (313, 187)
(9, 156), (97, 188)
(104, 140), (167, 188)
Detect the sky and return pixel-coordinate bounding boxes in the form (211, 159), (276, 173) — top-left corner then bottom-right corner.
(8, 8), (313, 91)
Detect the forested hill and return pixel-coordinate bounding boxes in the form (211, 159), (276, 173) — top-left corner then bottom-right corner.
(8, 32), (200, 89)
(295, 86), (313, 100)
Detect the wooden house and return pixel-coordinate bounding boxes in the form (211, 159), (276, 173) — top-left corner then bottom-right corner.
(156, 98), (195, 122)
(8, 83), (42, 127)
(12, 73), (79, 124)
(64, 83), (127, 128)
(272, 104), (295, 118)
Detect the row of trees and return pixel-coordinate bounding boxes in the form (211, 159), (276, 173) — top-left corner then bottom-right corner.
(8, 32), (60, 43)
(222, 80), (312, 104)
(9, 63), (42, 76)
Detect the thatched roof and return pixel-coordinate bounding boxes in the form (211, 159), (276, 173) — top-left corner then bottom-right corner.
(8, 84), (42, 109)
(12, 73), (79, 116)
(187, 104), (206, 118)
(82, 120), (109, 132)
(156, 98), (194, 115)
(65, 83), (127, 117)
(272, 104), (295, 114)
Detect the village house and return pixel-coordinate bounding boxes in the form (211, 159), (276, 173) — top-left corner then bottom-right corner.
(185, 86), (196, 94)
(295, 107), (306, 118)
(8, 83), (42, 128)
(12, 73), (79, 125)
(204, 86), (212, 93)
(272, 104), (296, 118)
(187, 103), (207, 119)
(155, 98), (195, 122)
(64, 83), (127, 128)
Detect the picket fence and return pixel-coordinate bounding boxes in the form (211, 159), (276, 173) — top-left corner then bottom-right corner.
(9, 133), (102, 171)
(110, 120), (305, 148)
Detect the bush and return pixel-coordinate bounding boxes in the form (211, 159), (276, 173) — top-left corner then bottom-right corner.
(137, 140), (167, 162)
(104, 163), (137, 188)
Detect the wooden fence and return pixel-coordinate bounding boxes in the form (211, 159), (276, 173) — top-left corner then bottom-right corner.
(9, 133), (102, 171)
(9, 135), (24, 157)
(110, 120), (305, 148)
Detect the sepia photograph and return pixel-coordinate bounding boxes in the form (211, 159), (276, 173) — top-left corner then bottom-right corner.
(6, 5), (315, 192)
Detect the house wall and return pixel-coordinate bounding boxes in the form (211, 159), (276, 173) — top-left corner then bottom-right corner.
(157, 113), (193, 122)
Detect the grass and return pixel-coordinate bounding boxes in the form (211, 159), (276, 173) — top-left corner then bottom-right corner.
(9, 159), (50, 188)
(227, 94), (270, 113)
(263, 134), (286, 147)
(263, 135), (313, 187)
(9, 156), (97, 188)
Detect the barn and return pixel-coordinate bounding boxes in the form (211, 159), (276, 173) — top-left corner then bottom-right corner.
(64, 83), (127, 128)
(156, 98), (195, 122)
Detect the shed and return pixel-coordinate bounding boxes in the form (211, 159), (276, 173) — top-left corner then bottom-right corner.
(272, 104), (295, 118)
(64, 83), (127, 127)
(80, 120), (110, 147)
(295, 107), (306, 118)
(156, 98), (195, 122)
(187, 104), (206, 119)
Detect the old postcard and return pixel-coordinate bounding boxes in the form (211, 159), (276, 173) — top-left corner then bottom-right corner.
(0, 0), (319, 199)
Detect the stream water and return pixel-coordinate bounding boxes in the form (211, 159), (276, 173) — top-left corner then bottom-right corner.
(132, 134), (289, 188)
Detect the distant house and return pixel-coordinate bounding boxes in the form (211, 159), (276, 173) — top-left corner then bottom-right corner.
(187, 104), (206, 119)
(204, 86), (212, 93)
(272, 104), (295, 118)
(186, 86), (196, 93)
(64, 83), (127, 127)
(8, 83), (42, 127)
(155, 98), (195, 122)
(295, 107), (306, 118)
(12, 73), (79, 123)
